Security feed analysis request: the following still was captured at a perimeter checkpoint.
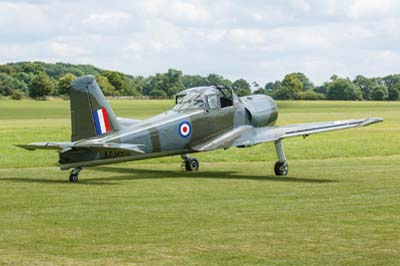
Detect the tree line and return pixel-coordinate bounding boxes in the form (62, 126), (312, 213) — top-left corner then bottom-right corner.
(0, 61), (399, 101)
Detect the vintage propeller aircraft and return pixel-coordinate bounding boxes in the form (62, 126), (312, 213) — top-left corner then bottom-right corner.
(18, 75), (383, 182)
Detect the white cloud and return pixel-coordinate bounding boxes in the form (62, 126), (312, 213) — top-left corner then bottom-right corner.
(347, 0), (400, 19)
(0, 0), (400, 85)
(143, 0), (209, 24)
(49, 41), (88, 57)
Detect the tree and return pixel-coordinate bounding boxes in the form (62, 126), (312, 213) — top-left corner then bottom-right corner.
(95, 75), (116, 96)
(123, 76), (144, 96)
(353, 75), (376, 100)
(313, 83), (328, 96)
(388, 85), (400, 101)
(233, 79), (251, 96)
(57, 73), (77, 95)
(207, 74), (232, 87)
(182, 75), (208, 88)
(142, 69), (185, 97)
(0, 64), (15, 74)
(264, 82), (276, 91)
(369, 85), (388, 100)
(292, 72), (314, 90)
(16, 62), (44, 74)
(298, 90), (325, 100)
(0, 73), (27, 96)
(11, 89), (25, 100)
(164, 69), (185, 96)
(102, 71), (126, 94)
(326, 78), (362, 100)
(29, 72), (54, 99)
(253, 88), (268, 95)
(382, 74), (400, 88)
(330, 74), (338, 81)
(273, 73), (303, 99)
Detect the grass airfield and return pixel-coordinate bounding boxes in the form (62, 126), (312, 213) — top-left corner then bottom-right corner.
(0, 99), (399, 265)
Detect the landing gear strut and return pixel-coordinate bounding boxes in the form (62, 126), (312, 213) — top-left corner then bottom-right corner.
(274, 140), (288, 176)
(181, 154), (199, 171)
(69, 167), (82, 183)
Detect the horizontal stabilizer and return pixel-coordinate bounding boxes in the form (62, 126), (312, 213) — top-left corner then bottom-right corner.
(16, 142), (70, 151)
(16, 142), (145, 154)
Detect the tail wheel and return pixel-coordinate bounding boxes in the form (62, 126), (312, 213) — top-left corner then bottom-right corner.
(185, 158), (199, 171)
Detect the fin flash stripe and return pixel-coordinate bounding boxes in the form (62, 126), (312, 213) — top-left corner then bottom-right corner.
(93, 108), (111, 135)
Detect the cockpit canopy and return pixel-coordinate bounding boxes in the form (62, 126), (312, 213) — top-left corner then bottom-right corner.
(174, 85), (236, 112)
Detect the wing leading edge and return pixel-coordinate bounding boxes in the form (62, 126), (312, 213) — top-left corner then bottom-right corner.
(192, 117), (383, 151)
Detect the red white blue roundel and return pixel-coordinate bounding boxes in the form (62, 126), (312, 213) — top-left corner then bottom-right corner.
(179, 121), (192, 138)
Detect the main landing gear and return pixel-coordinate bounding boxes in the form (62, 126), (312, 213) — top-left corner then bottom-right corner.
(274, 140), (288, 176)
(69, 167), (82, 183)
(181, 154), (199, 171)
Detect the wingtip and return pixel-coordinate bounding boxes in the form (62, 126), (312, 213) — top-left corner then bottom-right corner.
(360, 117), (384, 127)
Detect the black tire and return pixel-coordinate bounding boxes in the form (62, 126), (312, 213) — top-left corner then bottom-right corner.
(69, 172), (78, 183)
(69, 167), (81, 183)
(274, 161), (288, 176)
(185, 158), (199, 171)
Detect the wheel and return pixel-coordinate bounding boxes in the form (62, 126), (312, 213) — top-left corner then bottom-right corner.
(274, 161), (288, 176)
(185, 158), (199, 171)
(69, 167), (81, 183)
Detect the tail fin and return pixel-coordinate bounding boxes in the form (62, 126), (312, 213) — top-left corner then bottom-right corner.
(70, 75), (120, 141)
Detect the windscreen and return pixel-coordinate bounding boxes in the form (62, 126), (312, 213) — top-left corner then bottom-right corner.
(174, 92), (205, 111)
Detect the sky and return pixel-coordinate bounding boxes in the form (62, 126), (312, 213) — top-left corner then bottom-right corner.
(0, 0), (399, 86)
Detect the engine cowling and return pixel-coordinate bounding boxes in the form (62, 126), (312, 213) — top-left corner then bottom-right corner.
(240, 94), (278, 127)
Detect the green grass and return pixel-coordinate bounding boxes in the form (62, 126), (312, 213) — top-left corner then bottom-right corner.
(0, 99), (399, 265)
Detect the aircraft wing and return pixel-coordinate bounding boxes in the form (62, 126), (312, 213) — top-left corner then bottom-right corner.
(192, 117), (383, 151)
(16, 142), (145, 154)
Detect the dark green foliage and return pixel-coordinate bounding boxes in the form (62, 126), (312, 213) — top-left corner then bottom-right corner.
(1, 61), (399, 101)
(264, 82), (276, 91)
(274, 85), (297, 100)
(102, 71), (126, 95)
(388, 85), (400, 101)
(142, 69), (185, 97)
(0, 64), (15, 74)
(182, 75), (208, 88)
(253, 88), (268, 94)
(298, 90), (326, 100)
(57, 73), (77, 95)
(164, 69), (185, 96)
(369, 85), (388, 101)
(273, 73), (304, 99)
(292, 72), (314, 90)
(353, 75), (376, 100)
(207, 73), (232, 87)
(95, 75), (116, 96)
(313, 84), (328, 96)
(0, 73), (27, 96)
(29, 72), (54, 99)
(11, 90), (25, 100)
(382, 74), (400, 89)
(327, 78), (362, 100)
(233, 79), (251, 96)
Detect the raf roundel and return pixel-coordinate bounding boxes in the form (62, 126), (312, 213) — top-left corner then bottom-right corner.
(179, 121), (192, 138)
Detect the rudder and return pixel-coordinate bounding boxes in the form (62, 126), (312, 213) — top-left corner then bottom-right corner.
(70, 75), (120, 141)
